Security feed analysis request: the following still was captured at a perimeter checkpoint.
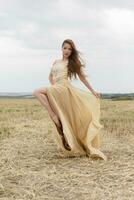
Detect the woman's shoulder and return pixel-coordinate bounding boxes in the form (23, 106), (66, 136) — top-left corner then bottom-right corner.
(52, 59), (60, 65)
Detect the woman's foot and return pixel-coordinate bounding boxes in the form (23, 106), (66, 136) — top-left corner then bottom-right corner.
(51, 114), (62, 128)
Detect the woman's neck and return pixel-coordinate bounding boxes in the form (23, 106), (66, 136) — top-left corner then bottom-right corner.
(61, 57), (69, 62)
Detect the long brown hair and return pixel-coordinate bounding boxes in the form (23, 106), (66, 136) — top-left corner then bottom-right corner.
(61, 39), (88, 80)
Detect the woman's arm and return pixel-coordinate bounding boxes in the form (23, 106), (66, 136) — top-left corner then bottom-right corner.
(49, 72), (54, 85)
(77, 71), (100, 98)
(49, 60), (57, 85)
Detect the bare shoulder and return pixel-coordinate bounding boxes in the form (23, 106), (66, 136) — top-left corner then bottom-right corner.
(52, 59), (59, 65)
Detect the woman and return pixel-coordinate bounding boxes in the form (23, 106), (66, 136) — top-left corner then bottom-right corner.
(33, 39), (107, 161)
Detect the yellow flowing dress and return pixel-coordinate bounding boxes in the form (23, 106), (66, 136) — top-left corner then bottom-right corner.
(46, 59), (107, 161)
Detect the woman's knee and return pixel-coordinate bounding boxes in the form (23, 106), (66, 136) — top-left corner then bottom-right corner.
(33, 89), (39, 97)
(33, 87), (47, 97)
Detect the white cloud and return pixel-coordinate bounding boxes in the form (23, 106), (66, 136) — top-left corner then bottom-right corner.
(0, 36), (23, 55)
(103, 8), (134, 41)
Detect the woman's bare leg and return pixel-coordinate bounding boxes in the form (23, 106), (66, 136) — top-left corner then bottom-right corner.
(33, 87), (61, 127)
(33, 87), (71, 150)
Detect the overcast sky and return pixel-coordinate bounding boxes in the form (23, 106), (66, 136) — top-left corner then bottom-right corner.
(0, 0), (134, 93)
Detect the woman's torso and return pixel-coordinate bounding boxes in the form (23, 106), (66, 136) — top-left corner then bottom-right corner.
(51, 59), (69, 83)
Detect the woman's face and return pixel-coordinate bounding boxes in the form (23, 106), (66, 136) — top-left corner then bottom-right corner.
(62, 43), (72, 59)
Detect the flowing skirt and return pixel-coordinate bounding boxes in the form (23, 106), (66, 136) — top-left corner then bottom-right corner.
(46, 79), (107, 161)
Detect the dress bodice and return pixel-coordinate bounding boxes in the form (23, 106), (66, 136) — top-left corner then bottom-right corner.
(51, 60), (69, 83)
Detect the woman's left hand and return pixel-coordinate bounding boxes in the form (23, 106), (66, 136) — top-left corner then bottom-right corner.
(92, 91), (101, 99)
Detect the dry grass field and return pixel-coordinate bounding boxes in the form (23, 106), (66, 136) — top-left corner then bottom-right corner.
(0, 98), (134, 200)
